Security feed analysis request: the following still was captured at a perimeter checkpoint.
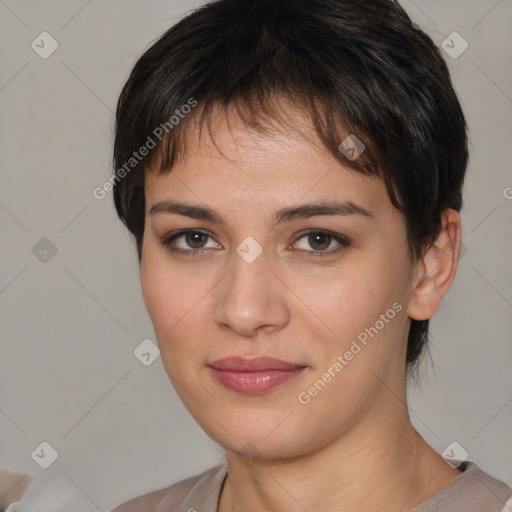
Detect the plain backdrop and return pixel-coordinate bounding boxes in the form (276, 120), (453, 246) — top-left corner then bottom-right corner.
(1, 1), (511, 510)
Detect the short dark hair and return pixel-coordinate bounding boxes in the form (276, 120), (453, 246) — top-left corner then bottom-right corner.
(112, 0), (469, 372)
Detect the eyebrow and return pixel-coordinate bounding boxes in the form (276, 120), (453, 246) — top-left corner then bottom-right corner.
(149, 200), (373, 226)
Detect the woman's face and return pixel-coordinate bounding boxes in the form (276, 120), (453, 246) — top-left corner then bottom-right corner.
(140, 109), (420, 460)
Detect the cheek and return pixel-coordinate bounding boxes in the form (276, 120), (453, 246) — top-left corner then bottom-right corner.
(140, 254), (167, 329)
(141, 246), (190, 329)
(296, 259), (407, 368)
(140, 250), (211, 365)
(140, 251), (183, 356)
(296, 264), (381, 333)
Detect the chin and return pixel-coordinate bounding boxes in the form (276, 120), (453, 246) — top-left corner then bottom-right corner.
(196, 411), (312, 460)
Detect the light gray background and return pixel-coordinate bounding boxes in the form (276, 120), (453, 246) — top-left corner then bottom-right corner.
(0, 0), (511, 510)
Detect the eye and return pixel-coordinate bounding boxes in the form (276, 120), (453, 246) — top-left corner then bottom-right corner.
(290, 229), (352, 256)
(160, 228), (352, 257)
(160, 229), (221, 255)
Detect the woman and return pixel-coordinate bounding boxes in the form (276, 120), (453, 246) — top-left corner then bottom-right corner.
(110, 0), (512, 510)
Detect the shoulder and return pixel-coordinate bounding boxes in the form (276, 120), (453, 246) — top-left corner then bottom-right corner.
(110, 463), (228, 512)
(411, 461), (512, 512)
(464, 462), (512, 511)
(0, 468), (32, 509)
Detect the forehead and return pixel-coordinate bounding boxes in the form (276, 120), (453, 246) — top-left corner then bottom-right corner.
(145, 104), (385, 208)
(148, 104), (374, 178)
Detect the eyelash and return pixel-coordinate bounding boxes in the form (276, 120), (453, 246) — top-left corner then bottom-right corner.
(159, 229), (352, 257)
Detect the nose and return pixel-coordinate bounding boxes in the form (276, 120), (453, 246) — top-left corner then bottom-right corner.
(213, 247), (290, 337)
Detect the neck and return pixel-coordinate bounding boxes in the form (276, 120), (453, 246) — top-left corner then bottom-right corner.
(218, 398), (461, 512)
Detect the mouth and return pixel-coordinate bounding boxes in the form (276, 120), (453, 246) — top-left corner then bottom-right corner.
(207, 356), (308, 394)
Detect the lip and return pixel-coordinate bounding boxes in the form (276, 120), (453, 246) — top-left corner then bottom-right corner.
(208, 356), (308, 394)
(209, 356), (305, 371)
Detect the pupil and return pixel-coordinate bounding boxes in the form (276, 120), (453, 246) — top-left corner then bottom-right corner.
(309, 233), (330, 250)
(187, 233), (206, 248)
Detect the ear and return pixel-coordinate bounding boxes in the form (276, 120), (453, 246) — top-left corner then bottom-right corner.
(407, 208), (462, 321)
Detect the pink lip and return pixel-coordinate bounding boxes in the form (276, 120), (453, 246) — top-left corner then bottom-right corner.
(208, 356), (307, 394)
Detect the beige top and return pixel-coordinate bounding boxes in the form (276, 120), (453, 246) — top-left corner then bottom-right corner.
(0, 469), (31, 511)
(111, 461), (512, 512)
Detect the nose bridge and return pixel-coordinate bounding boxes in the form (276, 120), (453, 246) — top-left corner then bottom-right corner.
(214, 238), (290, 335)
(228, 231), (272, 287)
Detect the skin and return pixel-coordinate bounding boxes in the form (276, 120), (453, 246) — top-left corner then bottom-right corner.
(140, 104), (463, 512)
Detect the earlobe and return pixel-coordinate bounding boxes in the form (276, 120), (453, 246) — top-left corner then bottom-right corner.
(407, 209), (462, 321)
